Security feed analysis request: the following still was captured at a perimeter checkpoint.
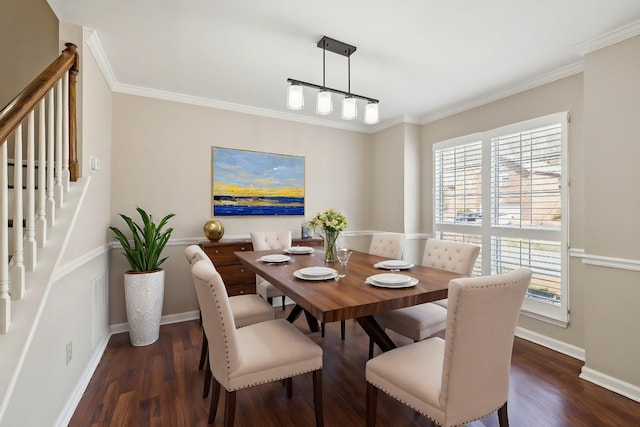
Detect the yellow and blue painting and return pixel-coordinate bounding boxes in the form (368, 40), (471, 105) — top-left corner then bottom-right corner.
(212, 147), (305, 216)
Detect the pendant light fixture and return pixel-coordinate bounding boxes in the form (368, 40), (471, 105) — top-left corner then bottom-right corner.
(287, 36), (379, 124)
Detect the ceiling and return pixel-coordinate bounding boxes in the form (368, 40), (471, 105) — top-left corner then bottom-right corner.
(48, 0), (640, 132)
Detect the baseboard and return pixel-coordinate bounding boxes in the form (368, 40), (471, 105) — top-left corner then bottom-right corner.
(54, 332), (111, 427)
(109, 310), (200, 335)
(580, 366), (640, 403)
(515, 326), (585, 361)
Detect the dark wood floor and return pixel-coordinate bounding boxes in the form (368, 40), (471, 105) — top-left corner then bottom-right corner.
(70, 306), (640, 427)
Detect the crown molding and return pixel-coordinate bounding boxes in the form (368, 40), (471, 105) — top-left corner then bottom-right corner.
(420, 60), (584, 124)
(82, 27), (377, 134)
(84, 28), (117, 92)
(574, 18), (640, 55)
(114, 82), (379, 133)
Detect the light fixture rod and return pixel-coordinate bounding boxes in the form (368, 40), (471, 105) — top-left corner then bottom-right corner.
(322, 42), (326, 86)
(287, 78), (378, 104)
(347, 54), (351, 95)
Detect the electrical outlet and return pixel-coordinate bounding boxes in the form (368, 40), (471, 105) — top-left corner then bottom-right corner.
(66, 341), (72, 365)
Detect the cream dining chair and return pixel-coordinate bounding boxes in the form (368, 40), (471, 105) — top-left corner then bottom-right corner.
(366, 267), (531, 427)
(184, 245), (275, 398)
(191, 259), (324, 426)
(250, 230), (292, 310)
(369, 238), (480, 358)
(368, 232), (406, 259)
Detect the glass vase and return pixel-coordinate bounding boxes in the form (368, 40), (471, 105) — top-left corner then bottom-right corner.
(323, 229), (339, 262)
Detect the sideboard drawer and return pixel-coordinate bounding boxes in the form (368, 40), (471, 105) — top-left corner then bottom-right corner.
(202, 242), (252, 266)
(198, 238), (323, 297)
(216, 264), (255, 285)
(225, 283), (256, 297)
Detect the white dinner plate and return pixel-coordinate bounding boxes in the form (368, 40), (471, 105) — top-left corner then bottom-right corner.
(366, 276), (419, 289)
(369, 273), (413, 285)
(298, 266), (335, 277)
(294, 269), (338, 281)
(258, 254), (291, 263)
(374, 260), (415, 270)
(284, 246), (315, 254)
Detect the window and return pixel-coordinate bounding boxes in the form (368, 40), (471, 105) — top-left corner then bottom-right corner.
(433, 112), (568, 326)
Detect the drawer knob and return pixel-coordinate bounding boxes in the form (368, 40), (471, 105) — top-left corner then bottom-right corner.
(215, 250), (219, 254)
(240, 290), (245, 294)
(240, 268), (245, 273)
(241, 247), (246, 251)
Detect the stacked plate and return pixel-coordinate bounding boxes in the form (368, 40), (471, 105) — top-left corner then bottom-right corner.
(294, 266), (337, 281)
(373, 259), (415, 270)
(284, 246), (315, 255)
(257, 254), (291, 263)
(366, 273), (418, 289)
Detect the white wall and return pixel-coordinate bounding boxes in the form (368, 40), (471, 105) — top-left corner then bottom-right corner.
(108, 94), (371, 323)
(0, 23), (113, 427)
(582, 35), (640, 387)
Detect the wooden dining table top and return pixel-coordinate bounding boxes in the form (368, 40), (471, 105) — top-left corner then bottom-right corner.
(235, 248), (463, 324)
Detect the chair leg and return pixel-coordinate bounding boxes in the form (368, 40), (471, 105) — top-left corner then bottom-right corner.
(286, 377), (293, 398)
(498, 401), (509, 427)
(366, 382), (378, 427)
(203, 365), (212, 398)
(224, 390), (236, 427)
(340, 320), (346, 340)
(321, 322), (325, 337)
(281, 295), (286, 310)
(313, 369), (324, 427)
(208, 378), (220, 424)
(199, 331), (208, 370)
(368, 338), (374, 359)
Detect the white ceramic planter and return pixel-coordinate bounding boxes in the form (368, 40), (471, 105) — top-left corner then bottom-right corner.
(124, 269), (165, 346)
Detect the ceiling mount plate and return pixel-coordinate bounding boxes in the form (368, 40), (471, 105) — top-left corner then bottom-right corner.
(317, 36), (356, 57)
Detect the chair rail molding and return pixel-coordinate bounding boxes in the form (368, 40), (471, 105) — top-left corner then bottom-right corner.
(570, 248), (640, 272)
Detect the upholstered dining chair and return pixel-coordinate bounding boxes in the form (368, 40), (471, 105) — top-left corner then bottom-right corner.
(191, 259), (324, 426)
(250, 230), (292, 310)
(184, 245), (275, 397)
(366, 267), (531, 427)
(369, 238), (480, 358)
(368, 232), (406, 259)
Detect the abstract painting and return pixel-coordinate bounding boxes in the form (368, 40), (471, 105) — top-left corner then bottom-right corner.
(212, 147), (305, 216)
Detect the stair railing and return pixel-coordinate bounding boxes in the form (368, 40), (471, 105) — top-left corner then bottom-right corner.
(0, 43), (79, 334)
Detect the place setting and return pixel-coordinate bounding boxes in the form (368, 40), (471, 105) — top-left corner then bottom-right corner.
(365, 273), (419, 289)
(293, 266), (338, 281)
(284, 246), (315, 255)
(373, 259), (415, 270)
(257, 254), (291, 264)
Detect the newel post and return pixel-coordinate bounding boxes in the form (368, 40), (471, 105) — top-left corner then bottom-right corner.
(66, 43), (80, 182)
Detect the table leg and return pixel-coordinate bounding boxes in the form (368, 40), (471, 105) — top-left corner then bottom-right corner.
(286, 304), (303, 323)
(286, 304), (320, 333)
(356, 316), (397, 353)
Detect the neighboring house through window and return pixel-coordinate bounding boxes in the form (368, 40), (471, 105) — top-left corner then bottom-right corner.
(433, 112), (569, 326)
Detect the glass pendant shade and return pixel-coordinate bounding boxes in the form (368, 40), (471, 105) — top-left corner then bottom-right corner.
(287, 83), (304, 110)
(364, 101), (379, 124)
(341, 96), (357, 120)
(316, 90), (333, 115)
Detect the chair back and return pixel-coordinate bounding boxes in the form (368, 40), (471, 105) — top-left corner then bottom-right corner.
(368, 232), (406, 258)
(421, 238), (480, 275)
(184, 244), (213, 266)
(191, 259), (240, 387)
(250, 231), (292, 251)
(439, 267), (531, 426)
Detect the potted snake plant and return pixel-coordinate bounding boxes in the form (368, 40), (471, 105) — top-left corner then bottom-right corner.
(110, 207), (175, 346)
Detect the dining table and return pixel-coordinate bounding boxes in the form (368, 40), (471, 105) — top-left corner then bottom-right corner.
(234, 248), (464, 353)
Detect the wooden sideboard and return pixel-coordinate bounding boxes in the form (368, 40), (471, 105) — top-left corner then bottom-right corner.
(199, 238), (323, 296)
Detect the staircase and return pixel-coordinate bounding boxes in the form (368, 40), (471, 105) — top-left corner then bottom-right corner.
(0, 43), (79, 335)
(0, 44), (83, 420)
